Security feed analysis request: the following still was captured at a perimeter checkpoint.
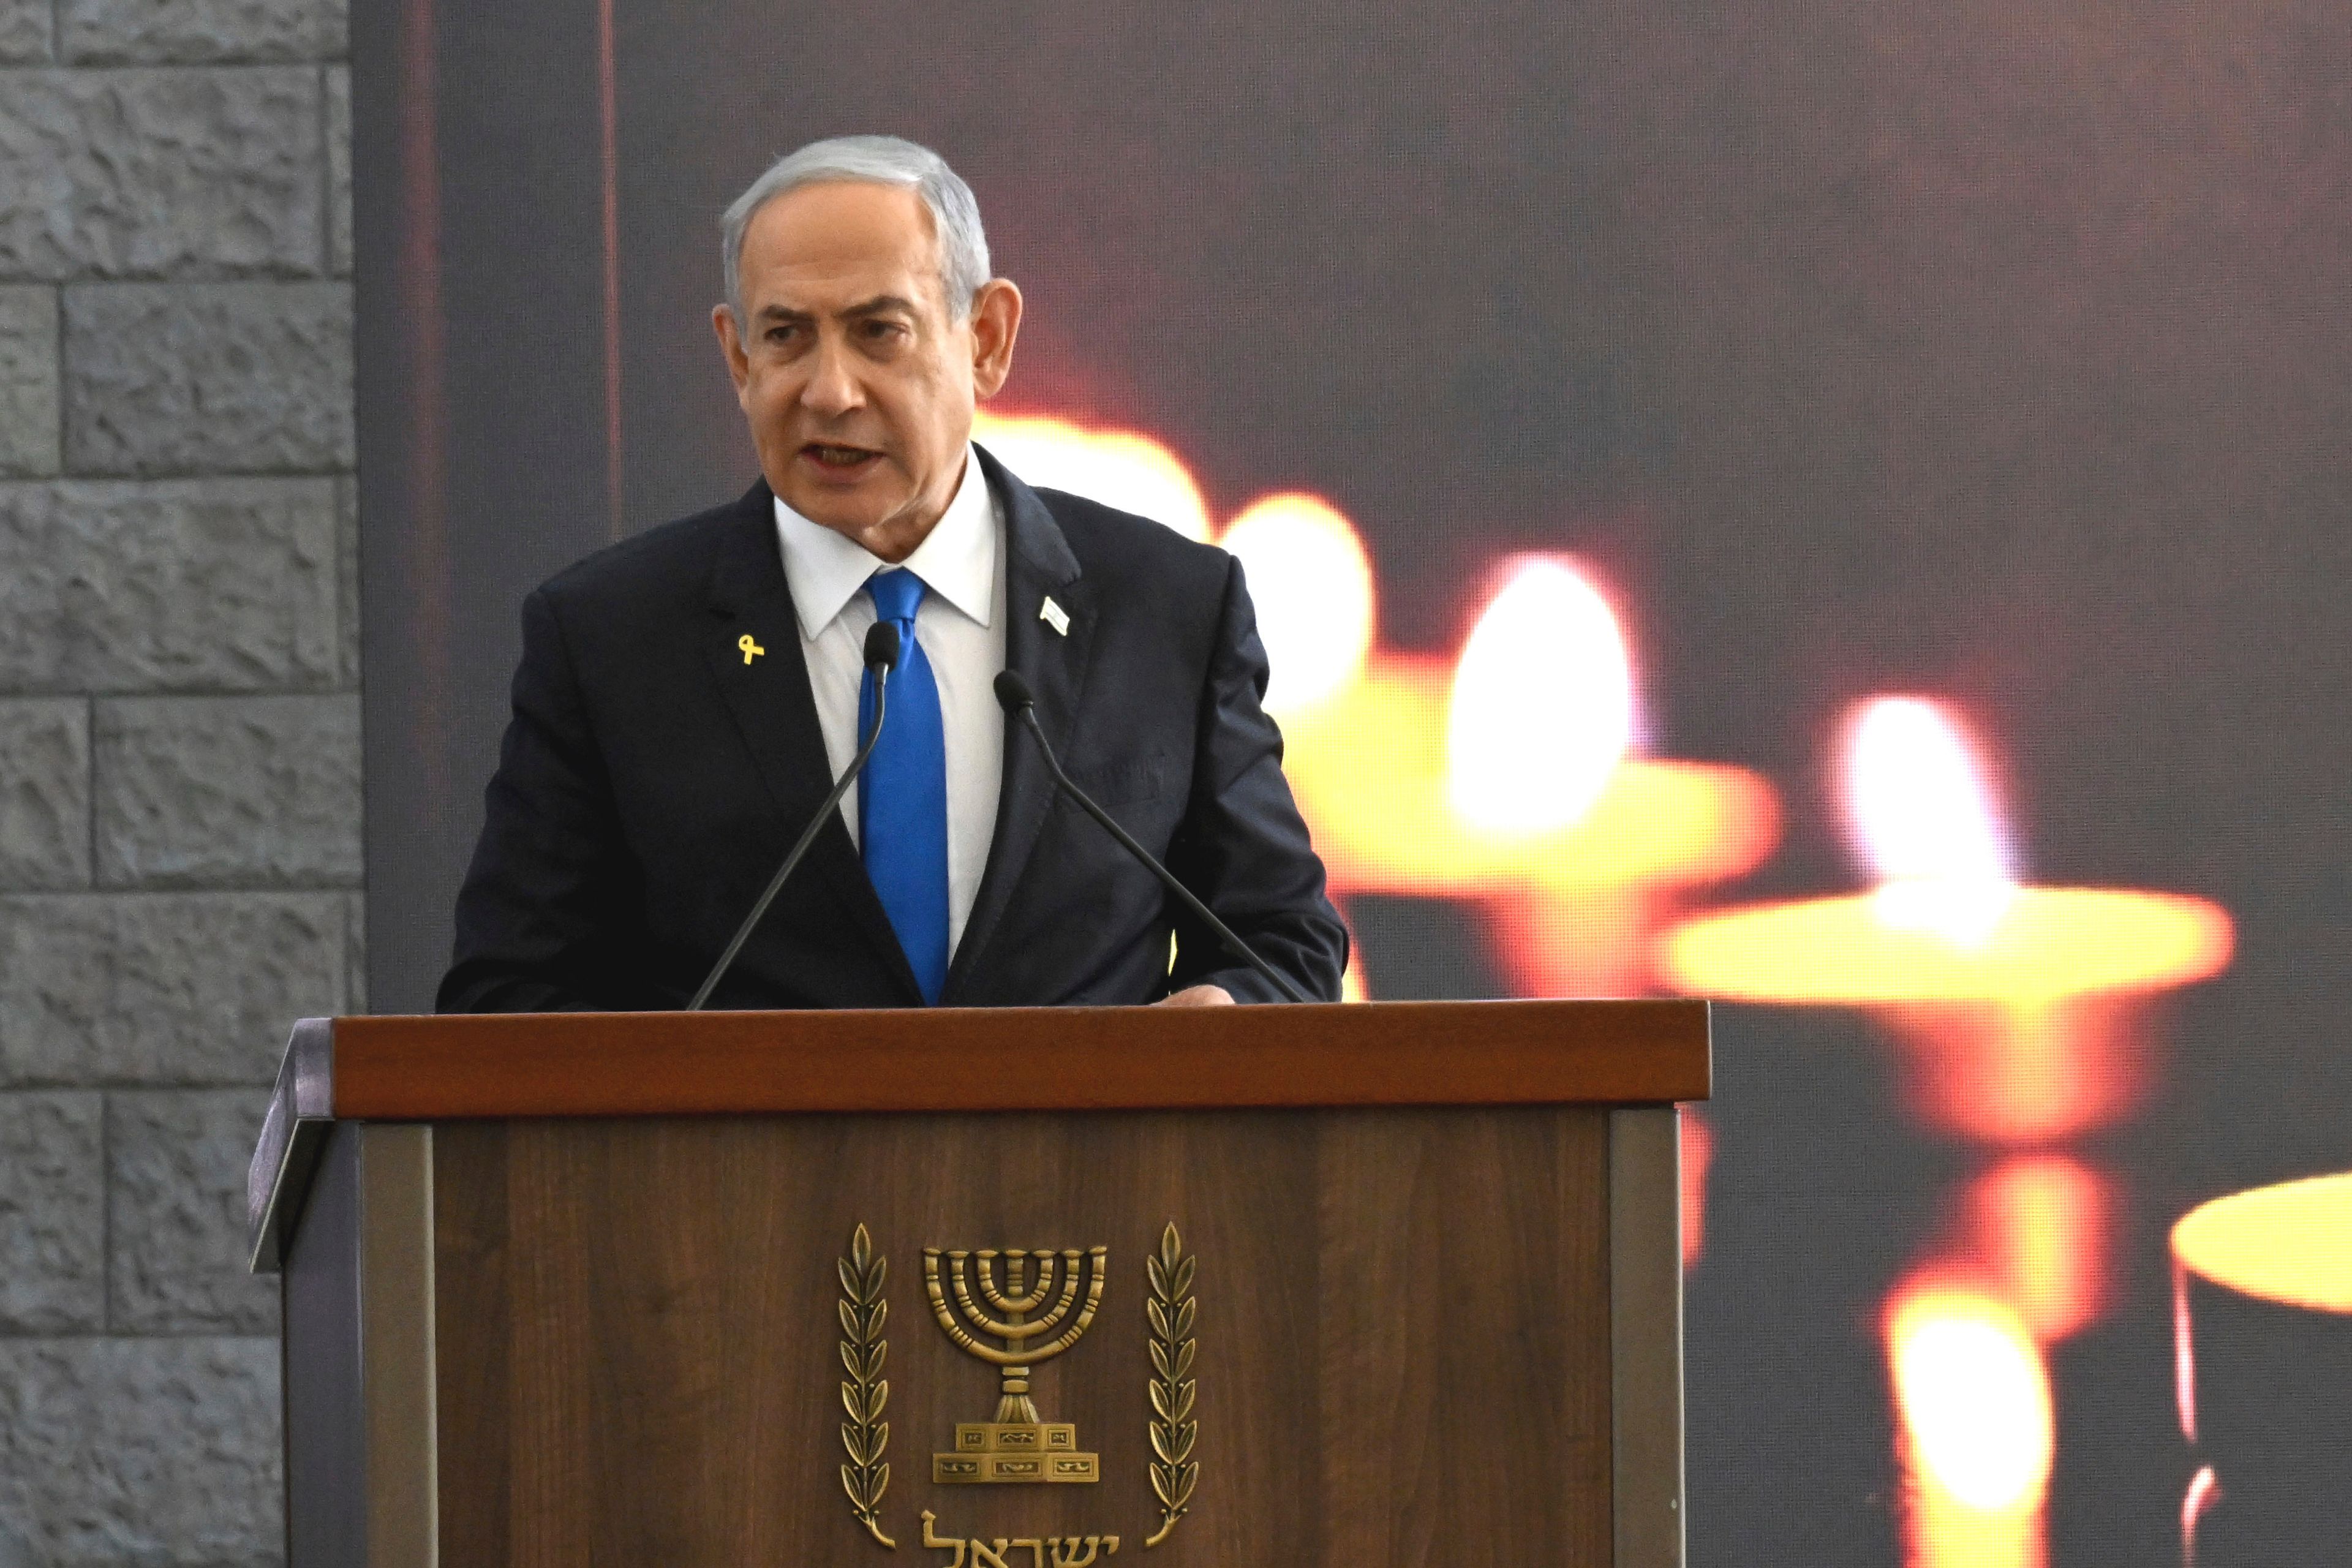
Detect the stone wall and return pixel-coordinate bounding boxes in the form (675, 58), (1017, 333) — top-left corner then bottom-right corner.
(0, 2), (356, 1561)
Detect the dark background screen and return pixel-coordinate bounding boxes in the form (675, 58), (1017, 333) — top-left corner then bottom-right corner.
(353, 2), (2352, 1559)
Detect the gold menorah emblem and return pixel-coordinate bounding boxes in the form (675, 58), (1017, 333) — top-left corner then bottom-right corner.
(923, 1245), (1108, 1484)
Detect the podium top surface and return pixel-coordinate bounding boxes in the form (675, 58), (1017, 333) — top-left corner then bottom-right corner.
(335, 998), (1705, 1117)
(248, 1000), (1705, 1268)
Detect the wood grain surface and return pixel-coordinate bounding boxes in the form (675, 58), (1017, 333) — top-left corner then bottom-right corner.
(432, 1106), (1614, 1566)
(337, 999), (1706, 1118)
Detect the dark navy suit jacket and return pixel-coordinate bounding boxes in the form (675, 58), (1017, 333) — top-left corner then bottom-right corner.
(437, 445), (1348, 1012)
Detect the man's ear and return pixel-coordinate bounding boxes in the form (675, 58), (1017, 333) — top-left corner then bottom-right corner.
(712, 303), (752, 396)
(968, 279), (1023, 399)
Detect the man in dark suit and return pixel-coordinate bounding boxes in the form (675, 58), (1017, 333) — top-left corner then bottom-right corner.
(439, 135), (1346, 1012)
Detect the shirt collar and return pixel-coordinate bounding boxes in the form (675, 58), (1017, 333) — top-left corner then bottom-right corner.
(772, 445), (997, 640)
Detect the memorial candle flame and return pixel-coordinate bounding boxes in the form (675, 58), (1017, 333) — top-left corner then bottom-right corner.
(1887, 1280), (2054, 1568)
(1219, 492), (1376, 716)
(1845, 697), (2019, 946)
(1659, 694), (2231, 1140)
(973, 408), (1775, 1000)
(971, 410), (1213, 543)
(1270, 548), (1770, 997)
(1447, 557), (1637, 835)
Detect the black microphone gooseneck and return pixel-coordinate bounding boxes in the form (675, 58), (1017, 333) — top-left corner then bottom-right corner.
(688, 621), (903, 1011)
(992, 669), (1311, 1004)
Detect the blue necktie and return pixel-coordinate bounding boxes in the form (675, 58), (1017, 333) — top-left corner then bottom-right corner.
(859, 569), (950, 1003)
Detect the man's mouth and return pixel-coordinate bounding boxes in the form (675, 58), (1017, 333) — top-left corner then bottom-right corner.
(801, 442), (884, 474)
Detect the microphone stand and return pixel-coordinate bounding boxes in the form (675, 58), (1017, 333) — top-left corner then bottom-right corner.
(997, 673), (1312, 1005)
(688, 628), (897, 1011)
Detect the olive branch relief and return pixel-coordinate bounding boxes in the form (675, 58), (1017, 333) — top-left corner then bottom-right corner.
(840, 1223), (897, 1547)
(1144, 1222), (1197, 1548)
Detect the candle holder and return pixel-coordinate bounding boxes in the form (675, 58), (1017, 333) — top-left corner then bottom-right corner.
(1283, 653), (1778, 998)
(1660, 888), (2232, 1144)
(2171, 1174), (2352, 1564)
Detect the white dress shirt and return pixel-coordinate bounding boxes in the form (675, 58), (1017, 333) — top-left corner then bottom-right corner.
(773, 448), (1006, 958)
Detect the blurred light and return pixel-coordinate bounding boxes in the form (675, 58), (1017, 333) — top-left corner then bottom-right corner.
(973, 409), (1782, 1000)
(972, 410), (1214, 542)
(1887, 1278), (2053, 1568)
(1890, 1284), (2054, 1510)
(1220, 492), (1375, 715)
(1659, 889), (2231, 1008)
(2174, 1251), (2201, 1444)
(1891, 1000), (2146, 1145)
(1843, 696), (2019, 946)
(2173, 1172), (2352, 1314)
(1282, 651), (1776, 997)
(2182, 1464), (2221, 1566)
(1967, 1153), (2112, 1342)
(1446, 557), (1636, 835)
(1336, 905), (1370, 1003)
(1680, 1107), (1713, 1273)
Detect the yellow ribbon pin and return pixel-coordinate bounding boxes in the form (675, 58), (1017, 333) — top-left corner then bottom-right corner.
(737, 633), (766, 665)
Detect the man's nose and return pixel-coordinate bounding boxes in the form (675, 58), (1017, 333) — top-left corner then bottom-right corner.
(800, 336), (864, 415)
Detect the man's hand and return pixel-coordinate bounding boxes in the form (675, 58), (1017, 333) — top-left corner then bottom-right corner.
(1155, 984), (1235, 1008)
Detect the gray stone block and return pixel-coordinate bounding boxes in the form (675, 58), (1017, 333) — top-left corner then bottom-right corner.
(0, 0), (49, 64)
(326, 64), (350, 276)
(336, 471), (358, 682)
(0, 67), (322, 279)
(0, 892), (344, 1085)
(0, 478), (338, 692)
(0, 1336), (282, 1566)
(61, 0), (339, 63)
(65, 281), (352, 474)
(0, 286), (58, 476)
(345, 888), (364, 1014)
(107, 1089), (278, 1332)
(0, 700), (89, 890)
(0, 1092), (103, 1333)
(94, 695), (360, 888)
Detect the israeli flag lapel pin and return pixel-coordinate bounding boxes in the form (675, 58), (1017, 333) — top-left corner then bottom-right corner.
(1039, 595), (1071, 636)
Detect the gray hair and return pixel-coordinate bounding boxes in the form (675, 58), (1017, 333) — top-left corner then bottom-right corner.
(721, 135), (991, 322)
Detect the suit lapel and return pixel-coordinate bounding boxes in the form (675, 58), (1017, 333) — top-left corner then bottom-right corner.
(701, 481), (923, 1003)
(943, 446), (1097, 1002)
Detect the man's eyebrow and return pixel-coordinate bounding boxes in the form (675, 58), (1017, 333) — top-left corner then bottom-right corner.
(840, 295), (920, 319)
(753, 295), (919, 324)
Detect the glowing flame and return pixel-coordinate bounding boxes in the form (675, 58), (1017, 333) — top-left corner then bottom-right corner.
(1843, 696), (2019, 946)
(972, 411), (1214, 542)
(1220, 492), (1376, 715)
(1888, 1283), (2055, 1515)
(1446, 557), (1637, 834)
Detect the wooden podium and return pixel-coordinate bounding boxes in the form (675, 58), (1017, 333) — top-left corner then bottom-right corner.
(249, 1000), (1706, 1567)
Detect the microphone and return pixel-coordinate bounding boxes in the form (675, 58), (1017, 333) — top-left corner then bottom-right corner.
(993, 669), (1311, 1004)
(688, 621), (902, 1010)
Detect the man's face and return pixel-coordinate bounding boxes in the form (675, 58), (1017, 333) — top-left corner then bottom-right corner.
(713, 181), (1020, 562)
